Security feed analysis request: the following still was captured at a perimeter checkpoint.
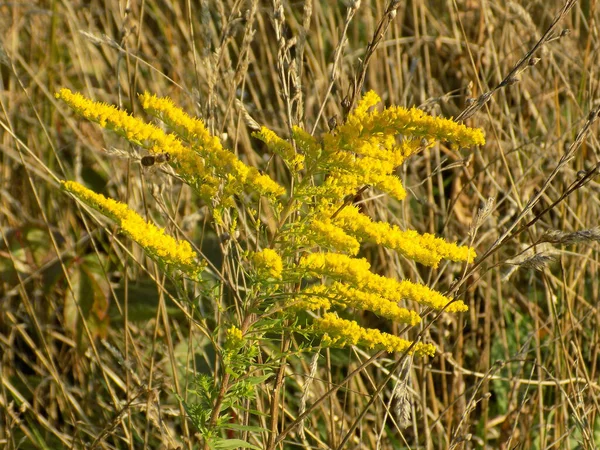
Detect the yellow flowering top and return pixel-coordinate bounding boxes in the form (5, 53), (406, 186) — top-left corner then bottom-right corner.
(340, 90), (485, 148)
(252, 248), (284, 280)
(55, 89), (219, 197)
(315, 313), (435, 357)
(298, 90), (485, 201)
(62, 181), (201, 276)
(57, 87), (481, 359)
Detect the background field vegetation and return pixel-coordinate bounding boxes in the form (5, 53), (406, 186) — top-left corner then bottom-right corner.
(1, 0), (600, 449)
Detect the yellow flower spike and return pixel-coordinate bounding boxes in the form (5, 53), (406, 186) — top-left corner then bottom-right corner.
(335, 90), (485, 149)
(292, 282), (420, 326)
(330, 283), (421, 326)
(333, 205), (476, 267)
(246, 170), (286, 198)
(292, 126), (321, 162)
(139, 92), (208, 141)
(291, 285), (333, 311)
(299, 252), (372, 281)
(62, 181), (201, 276)
(314, 313), (435, 356)
(55, 89), (216, 191)
(252, 248), (283, 280)
(349, 90), (382, 123)
(306, 218), (361, 256)
(372, 174), (407, 200)
(139, 92), (285, 198)
(298, 252), (468, 312)
(377, 105), (486, 147)
(322, 169), (407, 201)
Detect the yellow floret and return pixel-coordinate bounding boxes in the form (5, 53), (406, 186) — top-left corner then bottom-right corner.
(340, 90), (485, 148)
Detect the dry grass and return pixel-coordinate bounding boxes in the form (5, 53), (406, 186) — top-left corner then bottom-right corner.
(1, 0), (600, 449)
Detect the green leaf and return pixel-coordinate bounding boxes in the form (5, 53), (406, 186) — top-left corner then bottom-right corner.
(210, 438), (262, 450)
(245, 375), (273, 386)
(233, 407), (270, 417)
(63, 253), (111, 346)
(221, 423), (269, 433)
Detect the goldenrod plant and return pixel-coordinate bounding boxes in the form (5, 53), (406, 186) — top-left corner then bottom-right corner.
(56, 87), (484, 449)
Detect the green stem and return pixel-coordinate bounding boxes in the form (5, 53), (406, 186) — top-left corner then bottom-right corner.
(202, 314), (254, 450)
(265, 332), (291, 450)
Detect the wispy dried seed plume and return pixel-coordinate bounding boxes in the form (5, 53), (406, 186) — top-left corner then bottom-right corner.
(539, 227), (600, 245)
(472, 197), (495, 233)
(298, 349), (320, 440)
(457, 0), (577, 121)
(393, 357), (413, 429)
(502, 243), (559, 280)
(513, 253), (557, 271)
(235, 99), (261, 131)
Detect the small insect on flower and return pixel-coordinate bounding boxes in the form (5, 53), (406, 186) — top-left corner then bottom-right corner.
(141, 152), (171, 167)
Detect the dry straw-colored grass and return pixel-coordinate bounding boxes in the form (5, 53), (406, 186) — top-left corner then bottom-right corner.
(1, 0), (600, 449)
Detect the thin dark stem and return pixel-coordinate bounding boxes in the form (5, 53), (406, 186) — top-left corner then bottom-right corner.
(455, 0), (577, 122)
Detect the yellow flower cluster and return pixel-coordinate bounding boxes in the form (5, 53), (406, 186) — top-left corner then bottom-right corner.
(299, 252), (467, 312)
(293, 284), (333, 311)
(139, 93), (285, 198)
(293, 283), (419, 325)
(225, 325), (245, 351)
(315, 132), (410, 200)
(331, 283), (421, 325)
(253, 126), (305, 171)
(305, 217), (361, 255)
(325, 167), (407, 201)
(252, 248), (283, 280)
(62, 181), (200, 275)
(333, 205), (476, 267)
(304, 91), (485, 201)
(340, 91), (485, 148)
(55, 89), (218, 196)
(315, 313), (435, 356)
